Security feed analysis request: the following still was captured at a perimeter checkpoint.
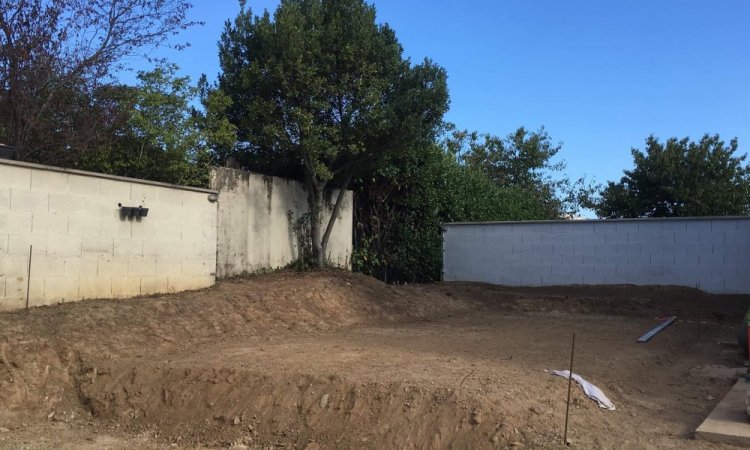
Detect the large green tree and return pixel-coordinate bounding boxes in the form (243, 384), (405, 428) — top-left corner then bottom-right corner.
(596, 134), (750, 218)
(218, 0), (449, 267)
(449, 126), (596, 218)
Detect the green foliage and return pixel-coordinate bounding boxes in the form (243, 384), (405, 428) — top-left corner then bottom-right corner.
(0, 0), (198, 163)
(352, 124), (597, 283)
(197, 75), (238, 164)
(448, 126), (597, 218)
(76, 65), (235, 187)
(287, 210), (315, 271)
(124, 66), (208, 186)
(353, 140), (550, 282)
(217, 0), (449, 266)
(596, 134), (750, 218)
(451, 127), (563, 187)
(351, 233), (384, 276)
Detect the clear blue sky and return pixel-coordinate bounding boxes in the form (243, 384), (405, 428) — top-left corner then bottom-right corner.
(129, 0), (750, 192)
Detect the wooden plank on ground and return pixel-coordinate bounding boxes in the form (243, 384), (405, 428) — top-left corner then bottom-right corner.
(637, 316), (677, 343)
(695, 379), (750, 446)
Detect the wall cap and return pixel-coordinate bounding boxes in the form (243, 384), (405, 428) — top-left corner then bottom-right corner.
(0, 158), (218, 194)
(442, 216), (750, 227)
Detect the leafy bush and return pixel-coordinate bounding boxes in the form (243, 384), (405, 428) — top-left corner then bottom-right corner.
(352, 143), (550, 282)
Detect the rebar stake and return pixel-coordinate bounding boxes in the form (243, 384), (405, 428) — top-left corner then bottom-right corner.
(563, 332), (576, 446)
(25, 244), (32, 311)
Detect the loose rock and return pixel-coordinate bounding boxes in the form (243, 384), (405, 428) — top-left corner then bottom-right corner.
(319, 394), (330, 409)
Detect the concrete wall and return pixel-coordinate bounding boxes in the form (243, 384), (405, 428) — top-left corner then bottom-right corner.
(210, 167), (353, 277)
(442, 217), (750, 294)
(0, 159), (218, 310)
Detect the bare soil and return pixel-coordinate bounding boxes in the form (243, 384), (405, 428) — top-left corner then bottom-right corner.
(0, 270), (748, 449)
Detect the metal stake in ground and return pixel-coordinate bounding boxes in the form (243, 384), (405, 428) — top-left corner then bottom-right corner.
(564, 332), (576, 446)
(25, 244), (32, 311)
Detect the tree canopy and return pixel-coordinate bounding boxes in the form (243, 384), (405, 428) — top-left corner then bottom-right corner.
(75, 65), (232, 187)
(447, 126), (596, 218)
(352, 137), (552, 282)
(0, 0), (198, 163)
(596, 134), (750, 218)
(218, 0), (449, 266)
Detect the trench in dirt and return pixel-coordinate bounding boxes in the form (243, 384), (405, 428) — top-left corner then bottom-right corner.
(78, 363), (529, 449)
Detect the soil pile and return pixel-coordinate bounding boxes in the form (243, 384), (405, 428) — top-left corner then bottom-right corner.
(0, 270), (747, 449)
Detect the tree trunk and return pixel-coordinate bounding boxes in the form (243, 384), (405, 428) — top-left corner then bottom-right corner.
(305, 163), (354, 269)
(320, 170), (354, 257)
(305, 173), (325, 268)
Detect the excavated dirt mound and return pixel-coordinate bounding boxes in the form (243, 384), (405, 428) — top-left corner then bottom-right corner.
(0, 270), (748, 449)
(81, 365), (507, 449)
(0, 272), (468, 406)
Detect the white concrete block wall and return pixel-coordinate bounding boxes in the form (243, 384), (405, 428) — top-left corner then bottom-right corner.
(0, 160), (218, 310)
(442, 217), (750, 294)
(210, 167), (353, 277)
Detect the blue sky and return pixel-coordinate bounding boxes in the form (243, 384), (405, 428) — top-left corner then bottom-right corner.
(128, 0), (750, 192)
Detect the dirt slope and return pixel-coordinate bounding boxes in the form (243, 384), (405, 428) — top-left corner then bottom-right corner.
(0, 270), (748, 449)
(0, 271), (477, 424)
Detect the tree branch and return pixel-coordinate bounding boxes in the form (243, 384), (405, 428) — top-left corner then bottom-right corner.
(321, 167), (354, 251)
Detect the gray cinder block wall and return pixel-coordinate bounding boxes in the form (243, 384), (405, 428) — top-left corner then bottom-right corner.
(442, 217), (750, 294)
(0, 159), (218, 310)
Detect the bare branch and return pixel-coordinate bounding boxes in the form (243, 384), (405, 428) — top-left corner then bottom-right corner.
(0, 0), (199, 161)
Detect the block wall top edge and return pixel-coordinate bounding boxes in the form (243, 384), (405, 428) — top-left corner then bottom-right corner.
(209, 167), (353, 195)
(0, 159), (218, 195)
(442, 216), (750, 227)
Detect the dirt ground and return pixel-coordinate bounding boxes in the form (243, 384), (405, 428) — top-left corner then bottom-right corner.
(1, 270), (749, 449)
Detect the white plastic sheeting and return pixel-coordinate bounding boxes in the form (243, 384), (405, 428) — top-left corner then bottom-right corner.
(549, 370), (616, 411)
